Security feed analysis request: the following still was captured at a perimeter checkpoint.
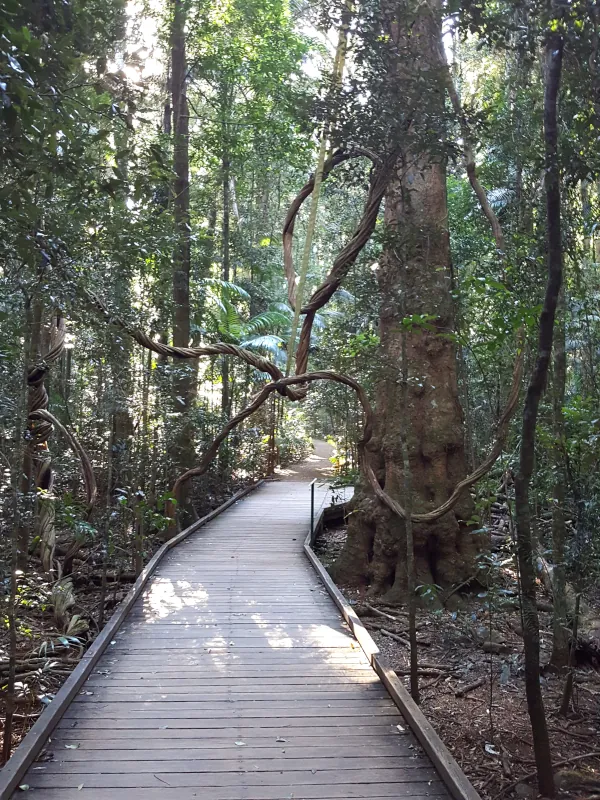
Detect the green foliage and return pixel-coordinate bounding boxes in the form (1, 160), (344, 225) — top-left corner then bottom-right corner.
(1, 0), (600, 677)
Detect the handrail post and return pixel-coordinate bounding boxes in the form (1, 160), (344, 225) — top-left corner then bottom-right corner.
(310, 479), (317, 543)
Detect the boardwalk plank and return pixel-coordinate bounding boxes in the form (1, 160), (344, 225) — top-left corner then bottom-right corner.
(72, 689), (389, 701)
(40, 756), (429, 773)
(10, 482), (451, 800)
(49, 743), (416, 760)
(27, 767), (439, 788)
(50, 725), (410, 741)
(56, 714), (405, 728)
(11, 786), (448, 799)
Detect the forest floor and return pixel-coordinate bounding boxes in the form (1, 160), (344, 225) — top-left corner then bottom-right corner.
(315, 522), (600, 800)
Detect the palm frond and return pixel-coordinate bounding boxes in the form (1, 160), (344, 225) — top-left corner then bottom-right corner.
(201, 277), (250, 301)
(241, 334), (286, 356)
(487, 187), (514, 211)
(245, 311), (291, 335)
(218, 299), (242, 339)
(271, 301), (294, 315)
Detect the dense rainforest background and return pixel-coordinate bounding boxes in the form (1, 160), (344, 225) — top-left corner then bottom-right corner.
(1, 0), (600, 795)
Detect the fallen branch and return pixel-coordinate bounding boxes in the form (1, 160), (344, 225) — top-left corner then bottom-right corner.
(394, 668), (453, 677)
(364, 602), (405, 622)
(455, 676), (486, 697)
(441, 574), (477, 604)
(380, 628), (431, 647)
(380, 628), (410, 647)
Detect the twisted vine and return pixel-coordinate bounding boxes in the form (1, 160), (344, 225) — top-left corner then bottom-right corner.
(30, 409), (97, 510)
(84, 289), (308, 402)
(83, 141), (523, 532)
(23, 313), (66, 572)
(168, 351), (523, 526)
(283, 149), (396, 375)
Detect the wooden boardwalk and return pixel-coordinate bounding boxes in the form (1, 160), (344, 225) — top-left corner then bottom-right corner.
(12, 481), (452, 799)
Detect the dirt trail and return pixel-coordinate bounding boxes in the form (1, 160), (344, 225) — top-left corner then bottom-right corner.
(274, 438), (334, 482)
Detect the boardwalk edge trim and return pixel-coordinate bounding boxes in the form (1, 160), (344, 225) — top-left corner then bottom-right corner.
(0, 480), (264, 800)
(304, 498), (483, 800)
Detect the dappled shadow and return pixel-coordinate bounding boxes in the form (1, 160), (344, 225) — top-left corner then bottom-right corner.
(108, 481), (370, 684)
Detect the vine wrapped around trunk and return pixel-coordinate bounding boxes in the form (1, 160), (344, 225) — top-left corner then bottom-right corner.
(26, 314), (66, 573)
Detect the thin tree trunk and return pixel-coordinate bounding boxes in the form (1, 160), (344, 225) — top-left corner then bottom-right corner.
(34, 312), (65, 574)
(16, 296), (43, 570)
(550, 288), (569, 668)
(286, 16), (349, 376)
(513, 23), (564, 798)
(2, 333), (28, 764)
(221, 148), (231, 421)
(98, 421), (114, 629)
(218, 147), (232, 480)
(595, 180), (600, 262)
(134, 347), (152, 575)
(171, 0), (194, 525)
(581, 181), (591, 256)
(559, 593), (580, 716)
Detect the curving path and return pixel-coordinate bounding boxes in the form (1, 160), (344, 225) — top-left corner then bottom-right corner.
(11, 481), (451, 800)
(274, 439), (335, 482)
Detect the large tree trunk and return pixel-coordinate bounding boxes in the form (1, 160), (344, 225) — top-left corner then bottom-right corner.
(334, 1), (476, 603)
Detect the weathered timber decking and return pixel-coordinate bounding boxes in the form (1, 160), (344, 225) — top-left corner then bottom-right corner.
(10, 481), (458, 800)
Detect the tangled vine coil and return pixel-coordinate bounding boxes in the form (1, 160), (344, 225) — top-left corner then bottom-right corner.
(22, 314), (97, 572)
(25, 314), (66, 572)
(83, 142), (522, 532)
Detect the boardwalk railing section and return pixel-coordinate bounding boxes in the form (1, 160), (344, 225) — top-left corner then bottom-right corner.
(304, 488), (481, 800)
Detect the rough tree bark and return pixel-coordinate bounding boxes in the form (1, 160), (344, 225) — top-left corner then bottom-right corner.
(513, 20), (564, 797)
(334, 1), (476, 601)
